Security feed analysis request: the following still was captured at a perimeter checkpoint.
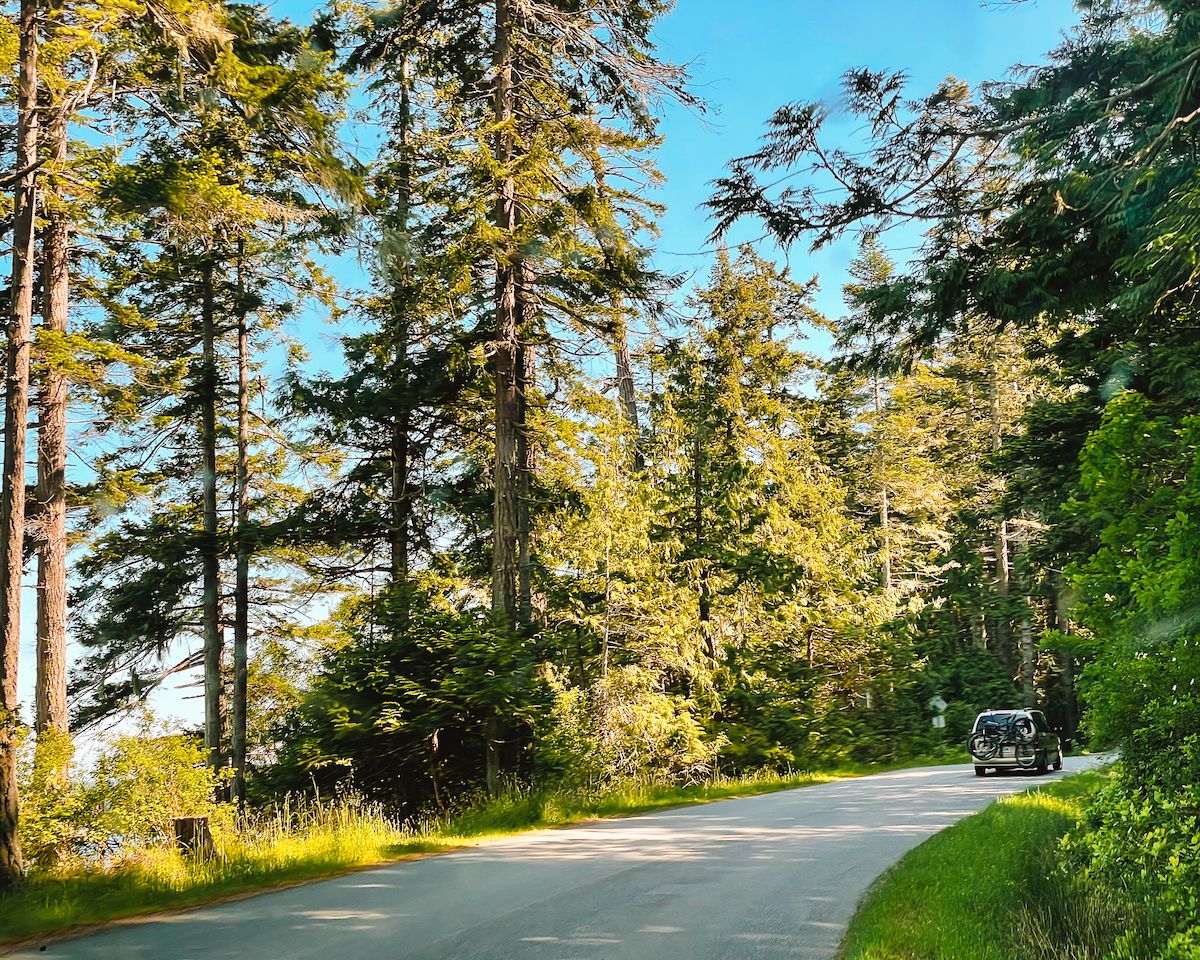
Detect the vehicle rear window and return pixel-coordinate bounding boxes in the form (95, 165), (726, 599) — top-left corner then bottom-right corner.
(974, 713), (1013, 730)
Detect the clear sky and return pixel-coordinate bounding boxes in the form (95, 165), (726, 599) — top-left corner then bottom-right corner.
(19, 1), (1084, 741)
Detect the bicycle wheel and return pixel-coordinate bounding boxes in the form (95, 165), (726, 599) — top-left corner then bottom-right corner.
(1015, 741), (1038, 768)
(969, 731), (1000, 761)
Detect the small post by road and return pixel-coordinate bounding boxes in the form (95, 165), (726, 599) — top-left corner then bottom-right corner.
(174, 816), (215, 859)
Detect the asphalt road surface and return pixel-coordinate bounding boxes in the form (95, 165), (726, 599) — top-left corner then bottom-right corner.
(11, 756), (1105, 960)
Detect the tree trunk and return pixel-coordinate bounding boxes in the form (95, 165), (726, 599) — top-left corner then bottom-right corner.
(516, 259), (536, 628)
(0, 0), (39, 888)
(970, 608), (987, 650)
(601, 540), (611, 677)
(873, 374), (892, 591)
(994, 517), (1011, 658)
(483, 0), (520, 794)
(1018, 592), (1035, 707)
(491, 0), (519, 626)
(693, 425), (712, 647)
(390, 55), (413, 611)
(390, 314), (411, 594)
(35, 105), (69, 738)
(231, 245), (249, 806)
(613, 306), (643, 471)
(1052, 573), (1078, 745)
(989, 359), (1011, 661)
(0, 0), (39, 886)
(199, 260), (223, 780)
(485, 715), (502, 796)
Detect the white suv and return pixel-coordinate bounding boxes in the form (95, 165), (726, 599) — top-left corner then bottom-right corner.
(968, 709), (1063, 776)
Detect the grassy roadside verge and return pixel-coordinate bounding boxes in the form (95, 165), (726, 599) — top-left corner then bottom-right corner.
(837, 768), (1110, 960)
(0, 754), (964, 947)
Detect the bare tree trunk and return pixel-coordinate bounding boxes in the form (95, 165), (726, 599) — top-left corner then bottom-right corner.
(390, 56), (413, 611)
(1019, 592), (1035, 707)
(199, 260), (223, 780)
(693, 426), (712, 643)
(1052, 573), (1078, 745)
(35, 106), (69, 738)
(613, 306), (643, 471)
(231, 244), (249, 806)
(429, 730), (443, 809)
(485, 0), (519, 794)
(1014, 540), (1038, 709)
(970, 609), (987, 650)
(995, 517), (1011, 653)
(989, 359), (1011, 662)
(485, 715), (502, 796)
(491, 0), (519, 627)
(516, 258), (536, 628)
(873, 374), (892, 591)
(0, 0), (39, 886)
(601, 540), (611, 677)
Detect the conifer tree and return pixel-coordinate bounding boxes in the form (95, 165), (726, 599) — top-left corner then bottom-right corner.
(0, 0), (38, 889)
(70, 6), (346, 791)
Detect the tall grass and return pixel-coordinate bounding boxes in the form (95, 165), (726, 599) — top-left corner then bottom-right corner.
(1013, 854), (1173, 960)
(442, 766), (843, 836)
(0, 795), (436, 945)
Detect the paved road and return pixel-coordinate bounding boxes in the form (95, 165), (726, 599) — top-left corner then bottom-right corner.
(12, 757), (1104, 960)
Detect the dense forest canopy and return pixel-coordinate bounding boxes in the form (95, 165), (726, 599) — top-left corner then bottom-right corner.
(0, 5), (1196, 951)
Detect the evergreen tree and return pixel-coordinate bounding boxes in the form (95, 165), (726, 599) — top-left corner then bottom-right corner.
(70, 5), (346, 796)
(0, 0), (38, 889)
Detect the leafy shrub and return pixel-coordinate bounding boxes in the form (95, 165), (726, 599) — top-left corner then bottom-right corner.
(17, 730), (82, 870)
(537, 665), (722, 787)
(18, 720), (222, 872)
(84, 727), (225, 853)
(1062, 741), (1200, 959)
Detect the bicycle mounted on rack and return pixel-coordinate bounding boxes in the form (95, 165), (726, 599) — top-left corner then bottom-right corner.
(967, 709), (1063, 776)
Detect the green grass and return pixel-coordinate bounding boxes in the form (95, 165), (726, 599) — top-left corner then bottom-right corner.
(0, 755), (968, 947)
(837, 769), (1110, 960)
(0, 798), (441, 946)
(441, 766), (848, 836)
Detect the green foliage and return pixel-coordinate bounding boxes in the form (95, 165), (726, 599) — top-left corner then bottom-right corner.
(265, 582), (539, 808)
(537, 665), (721, 787)
(18, 723), (221, 874)
(17, 732), (80, 872)
(1061, 754), (1200, 960)
(86, 729), (225, 851)
(1046, 390), (1200, 958)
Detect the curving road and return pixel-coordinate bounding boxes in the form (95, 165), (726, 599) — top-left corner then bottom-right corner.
(10, 757), (1104, 960)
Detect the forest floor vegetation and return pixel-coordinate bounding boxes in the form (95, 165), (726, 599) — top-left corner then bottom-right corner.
(0, 753), (965, 947)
